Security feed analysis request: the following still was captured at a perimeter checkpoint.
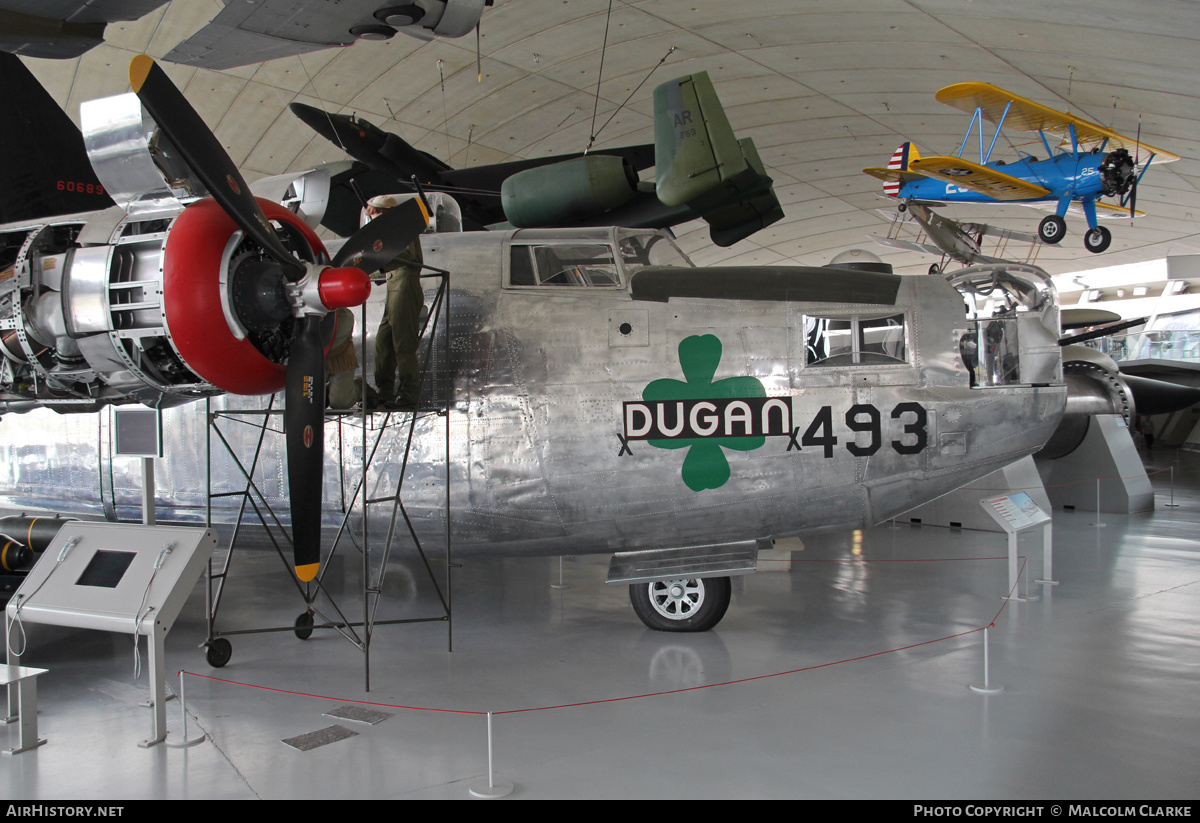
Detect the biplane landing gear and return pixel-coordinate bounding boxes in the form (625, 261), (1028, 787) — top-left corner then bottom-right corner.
(928, 263), (942, 275)
(1084, 226), (1112, 254)
(1038, 215), (1067, 244)
(629, 576), (731, 632)
(205, 638), (232, 668)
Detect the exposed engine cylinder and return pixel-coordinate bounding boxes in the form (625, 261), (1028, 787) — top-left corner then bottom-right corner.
(1099, 148), (1135, 197)
(501, 155), (639, 228)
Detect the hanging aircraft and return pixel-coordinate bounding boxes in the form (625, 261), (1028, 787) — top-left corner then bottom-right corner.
(870, 199), (1042, 274)
(0, 0), (490, 64)
(864, 83), (1180, 255)
(288, 70), (786, 248)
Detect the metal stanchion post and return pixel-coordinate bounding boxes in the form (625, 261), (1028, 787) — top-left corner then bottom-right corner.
(165, 672), (205, 748)
(469, 712), (514, 798)
(970, 627), (1004, 695)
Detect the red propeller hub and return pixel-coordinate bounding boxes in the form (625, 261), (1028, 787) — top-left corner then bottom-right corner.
(318, 266), (373, 310)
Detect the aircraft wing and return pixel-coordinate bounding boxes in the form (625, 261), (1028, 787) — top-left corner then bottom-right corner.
(936, 83), (1180, 162)
(164, 0), (487, 70)
(908, 156), (1051, 200)
(0, 0), (169, 59)
(976, 223), (1041, 245)
(869, 234), (944, 257)
(1023, 200), (1144, 220)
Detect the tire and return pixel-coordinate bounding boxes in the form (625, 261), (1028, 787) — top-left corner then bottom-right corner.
(1084, 226), (1112, 254)
(629, 576), (731, 632)
(1038, 215), (1066, 244)
(205, 638), (232, 668)
(294, 611), (314, 640)
(928, 263), (942, 276)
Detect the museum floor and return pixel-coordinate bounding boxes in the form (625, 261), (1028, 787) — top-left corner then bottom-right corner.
(3, 447), (1198, 800)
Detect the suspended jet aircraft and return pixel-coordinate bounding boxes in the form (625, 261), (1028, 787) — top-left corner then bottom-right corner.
(864, 83), (1179, 255)
(289, 70), (786, 248)
(870, 199), (1042, 274)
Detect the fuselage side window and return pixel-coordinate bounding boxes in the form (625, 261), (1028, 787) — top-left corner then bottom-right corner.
(806, 313), (908, 366)
(510, 245), (537, 286)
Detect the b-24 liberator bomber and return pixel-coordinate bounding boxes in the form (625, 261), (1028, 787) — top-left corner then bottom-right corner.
(0, 56), (1070, 634)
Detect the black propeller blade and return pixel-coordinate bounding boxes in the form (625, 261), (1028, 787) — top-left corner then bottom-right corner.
(331, 197), (429, 271)
(129, 56), (428, 583)
(285, 315), (326, 581)
(1131, 119), (1142, 222)
(129, 55), (304, 279)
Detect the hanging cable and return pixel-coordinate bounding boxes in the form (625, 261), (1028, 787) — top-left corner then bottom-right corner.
(438, 59), (452, 159)
(585, 0), (616, 154)
(588, 46), (676, 149)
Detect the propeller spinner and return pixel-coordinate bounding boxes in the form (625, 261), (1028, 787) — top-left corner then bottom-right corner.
(129, 56), (429, 582)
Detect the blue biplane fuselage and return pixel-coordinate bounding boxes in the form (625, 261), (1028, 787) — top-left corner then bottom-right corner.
(898, 152), (1106, 206)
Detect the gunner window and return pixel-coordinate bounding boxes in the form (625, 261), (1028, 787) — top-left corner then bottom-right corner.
(806, 313), (908, 366)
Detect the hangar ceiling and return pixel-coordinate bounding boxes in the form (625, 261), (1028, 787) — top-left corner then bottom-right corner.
(17, 0), (1200, 276)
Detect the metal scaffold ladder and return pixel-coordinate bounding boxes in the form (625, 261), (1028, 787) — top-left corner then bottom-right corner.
(202, 268), (453, 689)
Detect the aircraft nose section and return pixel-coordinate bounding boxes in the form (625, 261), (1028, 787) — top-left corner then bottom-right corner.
(318, 266), (372, 310)
(289, 102), (346, 138)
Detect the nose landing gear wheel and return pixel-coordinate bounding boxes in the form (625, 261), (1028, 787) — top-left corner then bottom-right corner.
(629, 576), (732, 632)
(1084, 226), (1112, 253)
(1038, 215), (1067, 244)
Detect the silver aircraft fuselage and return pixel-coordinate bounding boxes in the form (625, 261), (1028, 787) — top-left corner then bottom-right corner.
(395, 228), (1066, 555)
(0, 224), (1067, 560)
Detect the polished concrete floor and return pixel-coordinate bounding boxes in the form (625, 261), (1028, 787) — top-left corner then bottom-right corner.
(3, 447), (1198, 800)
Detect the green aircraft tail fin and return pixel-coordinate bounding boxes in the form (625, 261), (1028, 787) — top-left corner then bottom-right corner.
(654, 72), (783, 247)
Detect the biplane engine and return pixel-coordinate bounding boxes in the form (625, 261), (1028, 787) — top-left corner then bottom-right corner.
(1099, 148), (1136, 197)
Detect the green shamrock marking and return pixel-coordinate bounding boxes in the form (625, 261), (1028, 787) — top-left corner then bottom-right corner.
(643, 334), (766, 491)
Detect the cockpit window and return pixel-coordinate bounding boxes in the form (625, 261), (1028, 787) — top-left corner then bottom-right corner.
(508, 243), (622, 287)
(617, 230), (692, 271)
(806, 313), (908, 366)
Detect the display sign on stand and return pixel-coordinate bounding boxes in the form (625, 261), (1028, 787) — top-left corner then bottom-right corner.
(5, 522), (215, 747)
(979, 491), (1055, 600)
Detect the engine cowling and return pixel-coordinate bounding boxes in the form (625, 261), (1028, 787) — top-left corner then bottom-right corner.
(162, 196), (327, 396)
(0, 196), (329, 414)
(500, 155), (639, 228)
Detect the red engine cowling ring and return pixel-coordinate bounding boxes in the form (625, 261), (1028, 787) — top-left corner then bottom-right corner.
(162, 197), (327, 396)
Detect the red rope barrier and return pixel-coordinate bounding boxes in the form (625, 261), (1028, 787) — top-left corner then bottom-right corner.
(179, 555), (1026, 717)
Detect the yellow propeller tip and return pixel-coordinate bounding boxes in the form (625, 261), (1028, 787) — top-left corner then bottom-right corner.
(129, 55), (154, 92)
(295, 563), (319, 582)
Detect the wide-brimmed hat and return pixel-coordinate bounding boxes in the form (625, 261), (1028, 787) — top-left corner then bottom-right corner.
(367, 194), (399, 209)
